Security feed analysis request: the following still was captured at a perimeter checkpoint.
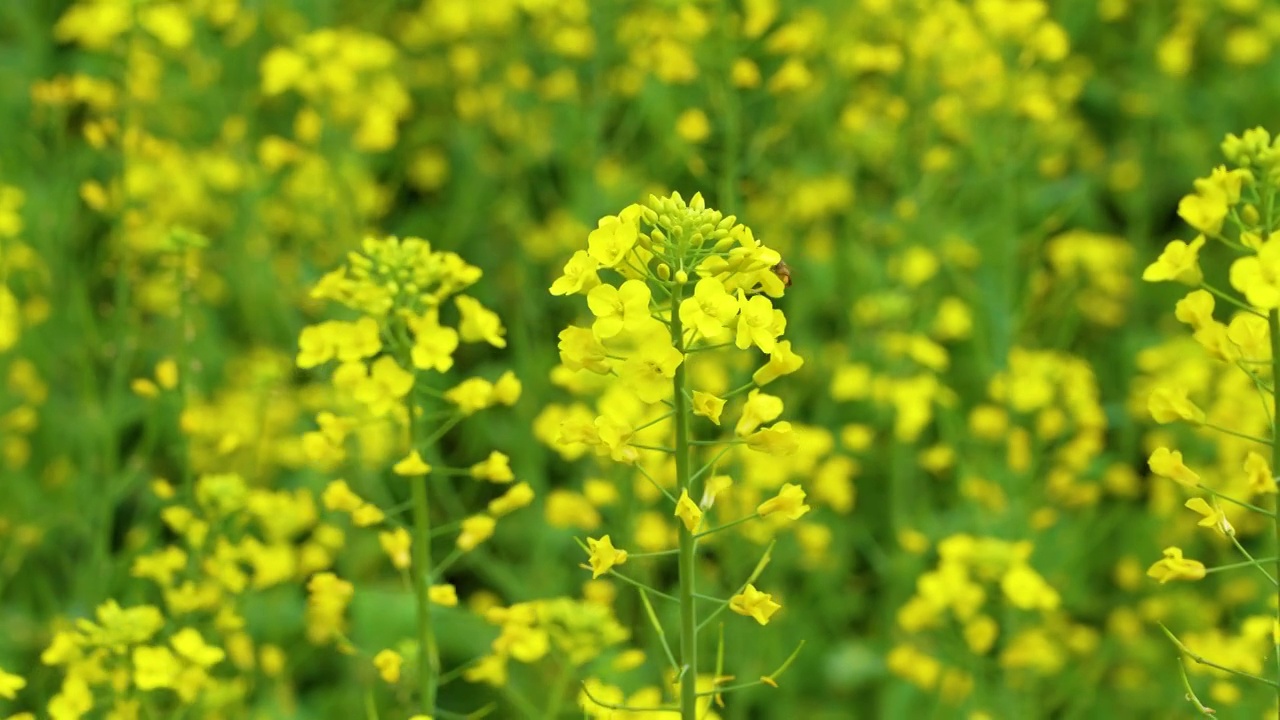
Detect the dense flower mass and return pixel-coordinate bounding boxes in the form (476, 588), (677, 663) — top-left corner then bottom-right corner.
(7, 0), (1280, 718)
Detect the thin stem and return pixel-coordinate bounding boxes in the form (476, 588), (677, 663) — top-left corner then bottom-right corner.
(407, 395), (440, 714)
(638, 589), (681, 674)
(631, 443), (677, 454)
(1176, 656), (1218, 717)
(606, 568), (680, 602)
(693, 513), (761, 539)
(1205, 556), (1280, 574)
(671, 278), (699, 720)
(1197, 484), (1276, 517)
(1227, 534), (1278, 587)
(1159, 623), (1280, 687)
(1200, 422), (1270, 447)
(1269, 307), (1280, 692)
(1201, 282), (1266, 318)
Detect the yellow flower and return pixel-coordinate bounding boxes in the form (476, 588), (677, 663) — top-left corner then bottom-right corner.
(444, 377), (495, 415)
(618, 341), (684, 404)
(171, 628), (225, 668)
(729, 584), (782, 625)
(675, 108), (711, 143)
(1229, 236), (1280, 309)
(352, 503), (385, 527)
(379, 527), (412, 570)
(1147, 387), (1205, 425)
(1174, 289), (1214, 329)
(458, 515), (497, 551)
(735, 290), (783, 352)
(756, 483), (810, 521)
(679, 277), (738, 340)
(429, 584), (459, 606)
(1245, 451), (1276, 495)
(410, 311), (459, 372)
(1185, 498), (1233, 536)
(587, 215), (639, 268)
(492, 371), (522, 406)
(550, 250), (601, 296)
(1141, 236), (1205, 285)
(745, 422), (799, 456)
(587, 280), (651, 339)
(701, 475), (733, 509)
(752, 340), (804, 386)
(559, 326), (611, 374)
(456, 295), (507, 348)
(675, 489), (703, 532)
(322, 479), (364, 512)
(1146, 546), (1206, 584)
(0, 667), (25, 699)
(736, 389), (784, 436)
(133, 645), (180, 690)
(488, 482), (535, 517)
(393, 450), (432, 476)
(470, 451), (514, 482)
(586, 535), (629, 578)
(595, 414), (639, 464)
(373, 649), (403, 683)
(1177, 189), (1229, 236)
(1147, 447), (1200, 488)
(692, 391), (726, 425)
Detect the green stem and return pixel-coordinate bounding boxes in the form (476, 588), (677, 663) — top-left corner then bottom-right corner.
(1227, 534), (1277, 587)
(1205, 556), (1279, 574)
(407, 395), (440, 714)
(671, 279), (699, 720)
(1269, 308), (1280, 693)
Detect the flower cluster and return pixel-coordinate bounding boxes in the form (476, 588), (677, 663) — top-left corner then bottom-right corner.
(1141, 127), (1280, 710)
(297, 235), (527, 717)
(550, 192), (807, 717)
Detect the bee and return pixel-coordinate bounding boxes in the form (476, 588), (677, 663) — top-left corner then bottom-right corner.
(771, 259), (793, 288)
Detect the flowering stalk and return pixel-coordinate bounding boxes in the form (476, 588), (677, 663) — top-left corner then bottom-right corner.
(1271, 307), (1280, 695)
(1141, 127), (1280, 705)
(551, 192), (809, 718)
(405, 397), (440, 712)
(298, 235), (526, 717)
(669, 276), (699, 718)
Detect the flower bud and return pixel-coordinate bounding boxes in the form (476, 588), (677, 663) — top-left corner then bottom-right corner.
(657, 263), (672, 280)
(675, 269), (688, 284)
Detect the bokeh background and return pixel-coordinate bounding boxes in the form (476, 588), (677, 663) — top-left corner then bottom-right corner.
(4, 0), (1280, 718)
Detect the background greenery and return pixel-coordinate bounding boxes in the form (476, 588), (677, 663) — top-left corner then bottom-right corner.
(3, 0), (1280, 718)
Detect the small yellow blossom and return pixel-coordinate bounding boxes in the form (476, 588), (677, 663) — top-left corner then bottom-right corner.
(429, 584), (459, 606)
(756, 483), (810, 521)
(1245, 451), (1276, 495)
(1147, 387), (1206, 425)
(373, 649), (403, 683)
(586, 535), (629, 578)
(753, 340), (804, 386)
(1141, 236), (1205, 285)
(1185, 498), (1233, 536)
(729, 584), (782, 625)
(488, 482), (535, 517)
(458, 515), (497, 551)
(675, 489), (703, 532)
(393, 450), (432, 476)
(1146, 547), (1206, 584)
(692, 391), (726, 425)
(0, 668), (25, 699)
(1147, 447), (1200, 488)
(378, 528), (412, 570)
